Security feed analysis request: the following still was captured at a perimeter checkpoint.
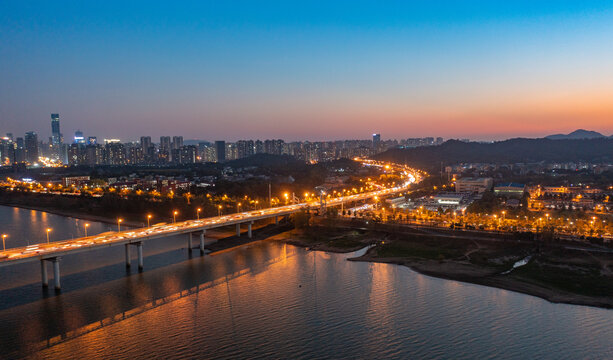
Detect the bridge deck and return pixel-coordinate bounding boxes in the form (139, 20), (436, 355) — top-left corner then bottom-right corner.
(0, 184), (410, 267)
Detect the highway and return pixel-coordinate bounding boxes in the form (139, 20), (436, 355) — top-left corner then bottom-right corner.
(0, 161), (420, 271)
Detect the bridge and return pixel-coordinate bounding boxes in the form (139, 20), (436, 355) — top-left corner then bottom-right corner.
(0, 160), (419, 290)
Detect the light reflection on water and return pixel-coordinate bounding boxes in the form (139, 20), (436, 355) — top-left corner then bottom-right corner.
(0, 206), (612, 359)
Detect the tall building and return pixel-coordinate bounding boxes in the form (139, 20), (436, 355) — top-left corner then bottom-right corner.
(215, 141), (226, 163)
(74, 130), (85, 144)
(24, 131), (39, 163)
(172, 136), (183, 150)
(51, 114), (62, 145)
(372, 133), (381, 152)
(87, 136), (97, 145)
(237, 140), (255, 159)
(140, 136), (154, 163)
(140, 136), (152, 151)
(159, 136), (171, 162)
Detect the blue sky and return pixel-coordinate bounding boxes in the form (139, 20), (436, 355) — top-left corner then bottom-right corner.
(1, 1), (613, 141)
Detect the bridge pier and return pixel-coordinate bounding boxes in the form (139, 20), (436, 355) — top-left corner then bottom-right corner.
(248, 221), (253, 238)
(188, 233), (193, 252)
(52, 258), (61, 290)
(41, 260), (48, 287)
(125, 244), (131, 267)
(275, 216), (279, 225)
(137, 242), (143, 270)
(236, 223), (241, 237)
(199, 230), (205, 254)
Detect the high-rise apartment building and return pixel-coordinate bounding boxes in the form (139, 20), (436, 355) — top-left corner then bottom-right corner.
(237, 140), (255, 159)
(215, 141), (226, 162)
(160, 136), (171, 162)
(24, 131), (39, 163)
(172, 136), (183, 150)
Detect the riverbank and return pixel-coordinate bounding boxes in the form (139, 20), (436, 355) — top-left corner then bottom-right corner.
(0, 203), (143, 227)
(270, 227), (613, 309)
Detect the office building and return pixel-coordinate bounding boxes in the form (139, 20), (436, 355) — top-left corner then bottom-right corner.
(373, 133), (381, 152)
(74, 130), (85, 144)
(455, 177), (493, 194)
(51, 113), (62, 146)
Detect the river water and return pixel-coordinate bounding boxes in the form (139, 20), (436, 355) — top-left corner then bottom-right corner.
(0, 205), (612, 359)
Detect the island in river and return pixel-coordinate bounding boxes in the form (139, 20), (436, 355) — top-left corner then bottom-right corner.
(272, 224), (613, 309)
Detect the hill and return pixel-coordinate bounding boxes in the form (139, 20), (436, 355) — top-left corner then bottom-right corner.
(375, 138), (613, 171)
(545, 129), (606, 140)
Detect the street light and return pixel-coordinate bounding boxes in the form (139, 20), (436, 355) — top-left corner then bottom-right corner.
(173, 211), (178, 223)
(117, 218), (123, 232)
(196, 208), (201, 220)
(147, 214), (152, 227)
(46, 228), (52, 244)
(237, 203), (241, 213)
(218, 205), (222, 216)
(2, 234), (7, 251)
(84, 223), (90, 237)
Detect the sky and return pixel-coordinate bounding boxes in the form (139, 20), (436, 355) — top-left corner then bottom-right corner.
(1, 1), (613, 142)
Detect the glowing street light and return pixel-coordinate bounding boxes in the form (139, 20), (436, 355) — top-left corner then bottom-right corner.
(218, 205), (222, 216)
(2, 234), (7, 251)
(84, 223), (90, 237)
(196, 208), (201, 220)
(46, 228), (52, 244)
(173, 211), (178, 223)
(237, 203), (241, 213)
(147, 214), (152, 227)
(117, 218), (123, 232)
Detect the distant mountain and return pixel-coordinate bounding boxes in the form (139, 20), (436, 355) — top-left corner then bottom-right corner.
(545, 129), (605, 140)
(375, 138), (613, 171)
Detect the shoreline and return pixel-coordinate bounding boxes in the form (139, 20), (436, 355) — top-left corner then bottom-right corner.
(269, 229), (613, 310)
(350, 255), (613, 309)
(0, 202), (143, 228)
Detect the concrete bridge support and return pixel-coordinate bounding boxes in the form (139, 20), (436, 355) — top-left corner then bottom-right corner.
(41, 259), (48, 287)
(188, 233), (193, 252)
(40, 257), (61, 290)
(125, 242), (143, 270)
(199, 230), (206, 254)
(137, 242), (143, 270)
(275, 216), (279, 225)
(236, 223), (241, 237)
(248, 221), (253, 238)
(53, 258), (61, 290)
(125, 244), (131, 267)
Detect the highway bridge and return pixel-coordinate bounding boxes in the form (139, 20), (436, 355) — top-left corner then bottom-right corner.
(0, 162), (419, 290)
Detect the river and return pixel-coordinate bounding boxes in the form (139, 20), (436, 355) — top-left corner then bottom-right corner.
(0, 205), (612, 359)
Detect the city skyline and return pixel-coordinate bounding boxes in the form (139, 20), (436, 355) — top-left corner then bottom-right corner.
(2, 1), (613, 140)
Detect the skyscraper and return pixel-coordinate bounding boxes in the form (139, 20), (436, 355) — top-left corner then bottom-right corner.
(24, 131), (39, 163)
(215, 141), (226, 163)
(51, 114), (61, 145)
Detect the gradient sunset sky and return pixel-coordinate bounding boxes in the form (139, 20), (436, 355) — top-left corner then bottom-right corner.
(1, 1), (613, 141)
